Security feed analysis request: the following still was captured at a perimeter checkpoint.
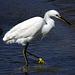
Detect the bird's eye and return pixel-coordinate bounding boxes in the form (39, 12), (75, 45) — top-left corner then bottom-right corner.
(56, 14), (61, 18)
(56, 14), (58, 16)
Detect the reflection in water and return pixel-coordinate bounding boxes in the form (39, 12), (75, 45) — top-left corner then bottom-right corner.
(24, 72), (28, 75)
(19, 64), (62, 74)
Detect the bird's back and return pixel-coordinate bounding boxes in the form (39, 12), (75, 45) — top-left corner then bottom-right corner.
(3, 17), (44, 45)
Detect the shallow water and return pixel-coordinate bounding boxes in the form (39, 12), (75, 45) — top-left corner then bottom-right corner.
(0, 0), (75, 75)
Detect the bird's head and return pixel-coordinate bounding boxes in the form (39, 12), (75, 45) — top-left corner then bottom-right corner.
(48, 10), (71, 25)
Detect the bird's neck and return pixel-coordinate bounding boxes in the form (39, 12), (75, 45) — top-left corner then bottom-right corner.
(44, 12), (49, 22)
(44, 11), (55, 27)
(41, 12), (55, 36)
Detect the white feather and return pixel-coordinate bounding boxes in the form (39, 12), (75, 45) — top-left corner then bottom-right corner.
(3, 10), (60, 45)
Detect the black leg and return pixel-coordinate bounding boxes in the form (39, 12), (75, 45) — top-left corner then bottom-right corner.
(23, 42), (29, 67)
(26, 51), (46, 64)
(26, 51), (39, 59)
(23, 42), (46, 66)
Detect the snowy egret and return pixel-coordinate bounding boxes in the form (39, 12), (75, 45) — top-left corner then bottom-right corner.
(3, 10), (71, 67)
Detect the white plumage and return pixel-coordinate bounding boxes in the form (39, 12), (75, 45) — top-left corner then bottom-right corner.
(3, 10), (61, 45)
(3, 10), (71, 67)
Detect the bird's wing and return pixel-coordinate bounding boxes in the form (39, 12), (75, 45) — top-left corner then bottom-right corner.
(15, 20), (44, 39)
(6, 17), (38, 34)
(3, 17), (44, 42)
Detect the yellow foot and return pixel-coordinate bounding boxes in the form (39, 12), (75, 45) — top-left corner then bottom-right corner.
(38, 58), (46, 64)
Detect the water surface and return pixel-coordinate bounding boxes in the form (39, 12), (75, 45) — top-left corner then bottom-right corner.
(0, 0), (75, 75)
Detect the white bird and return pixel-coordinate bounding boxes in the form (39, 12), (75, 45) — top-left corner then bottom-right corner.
(3, 10), (71, 67)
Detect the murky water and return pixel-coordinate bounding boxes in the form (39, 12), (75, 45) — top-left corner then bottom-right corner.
(0, 0), (75, 75)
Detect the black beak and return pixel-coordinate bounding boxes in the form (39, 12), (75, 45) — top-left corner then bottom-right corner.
(56, 15), (71, 25)
(60, 16), (71, 25)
